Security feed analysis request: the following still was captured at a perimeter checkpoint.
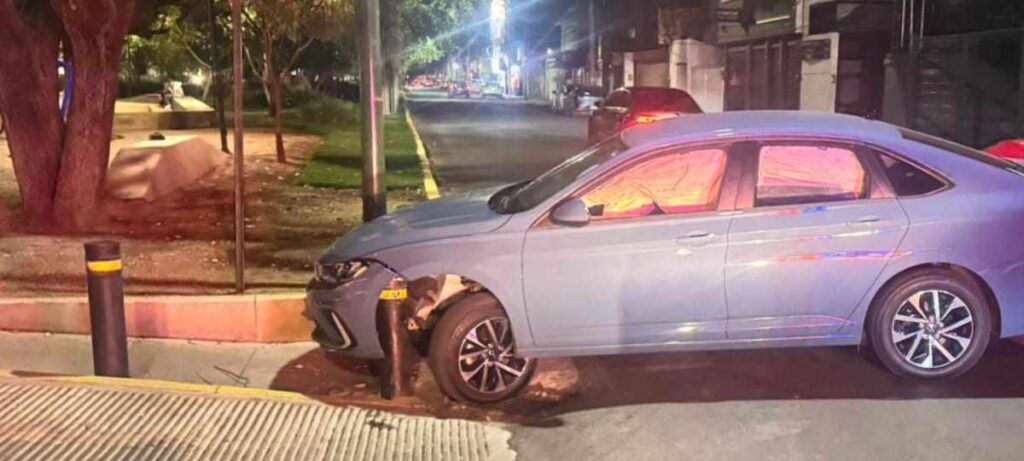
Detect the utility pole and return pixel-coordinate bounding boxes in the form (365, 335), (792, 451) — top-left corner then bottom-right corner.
(209, 0), (229, 153)
(358, 0), (386, 221)
(231, 0), (246, 292)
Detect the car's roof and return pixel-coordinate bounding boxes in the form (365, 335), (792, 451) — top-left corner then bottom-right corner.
(619, 86), (688, 94)
(621, 111), (903, 149)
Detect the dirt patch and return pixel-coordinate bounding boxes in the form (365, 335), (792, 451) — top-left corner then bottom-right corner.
(0, 128), (421, 296)
(269, 350), (582, 424)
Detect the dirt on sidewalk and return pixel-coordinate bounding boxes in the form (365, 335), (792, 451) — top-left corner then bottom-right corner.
(0, 128), (420, 296)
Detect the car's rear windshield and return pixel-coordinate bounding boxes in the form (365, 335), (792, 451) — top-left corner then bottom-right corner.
(632, 89), (702, 113)
(899, 128), (1024, 177)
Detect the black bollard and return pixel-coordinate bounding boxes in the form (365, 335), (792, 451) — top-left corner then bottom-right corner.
(84, 241), (129, 377)
(376, 278), (415, 399)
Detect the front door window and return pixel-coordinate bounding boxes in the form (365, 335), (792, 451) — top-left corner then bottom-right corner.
(582, 148), (727, 219)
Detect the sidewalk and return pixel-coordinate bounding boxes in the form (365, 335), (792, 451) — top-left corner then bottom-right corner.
(0, 374), (515, 460)
(0, 332), (325, 389)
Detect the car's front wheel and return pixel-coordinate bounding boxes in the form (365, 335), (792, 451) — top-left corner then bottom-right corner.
(869, 269), (992, 379)
(428, 293), (536, 403)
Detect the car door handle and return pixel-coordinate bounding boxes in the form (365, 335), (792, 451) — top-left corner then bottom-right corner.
(847, 215), (881, 226)
(676, 231), (713, 246)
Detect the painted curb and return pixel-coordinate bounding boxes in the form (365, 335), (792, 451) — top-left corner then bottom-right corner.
(0, 293), (313, 343)
(406, 109), (441, 199)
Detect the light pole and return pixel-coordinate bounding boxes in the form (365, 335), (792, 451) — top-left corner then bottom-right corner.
(230, 0), (246, 292)
(358, 0), (386, 221)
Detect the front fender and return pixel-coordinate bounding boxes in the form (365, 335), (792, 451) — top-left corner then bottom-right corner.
(373, 229), (534, 350)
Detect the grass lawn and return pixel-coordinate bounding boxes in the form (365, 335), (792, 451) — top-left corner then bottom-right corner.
(296, 114), (424, 191)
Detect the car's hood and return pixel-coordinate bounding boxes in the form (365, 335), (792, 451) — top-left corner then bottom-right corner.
(322, 187), (511, 261)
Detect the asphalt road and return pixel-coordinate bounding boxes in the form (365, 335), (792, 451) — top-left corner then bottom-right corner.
(407, 92), (1024, 459)
(407, 91), (587, 193)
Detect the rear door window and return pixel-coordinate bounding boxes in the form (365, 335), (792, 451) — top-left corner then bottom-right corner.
(755, 143), (867, 207)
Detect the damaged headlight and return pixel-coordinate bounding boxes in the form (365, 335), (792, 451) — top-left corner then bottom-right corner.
(313, 260), (369, 285)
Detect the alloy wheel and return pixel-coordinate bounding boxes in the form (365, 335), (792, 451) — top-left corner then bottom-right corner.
(457, 318), (530, 394)
(891, 289), (975, 370)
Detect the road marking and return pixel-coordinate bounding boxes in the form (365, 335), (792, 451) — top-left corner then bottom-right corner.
(405, 109), (441, 199)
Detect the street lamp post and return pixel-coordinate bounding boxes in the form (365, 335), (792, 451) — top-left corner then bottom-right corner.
(231, 0), (246, 293)
(358, 0), (386, 221)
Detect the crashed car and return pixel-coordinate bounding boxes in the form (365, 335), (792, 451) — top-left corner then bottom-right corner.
(308, 111), (1024, 404)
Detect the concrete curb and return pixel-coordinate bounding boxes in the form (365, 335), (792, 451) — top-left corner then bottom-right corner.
(406, 108), (442, 199)
(0, 370), (314, 402)
(0, 292), (312, 343)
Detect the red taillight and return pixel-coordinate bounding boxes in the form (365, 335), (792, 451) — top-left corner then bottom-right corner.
(626, 111), (680, 126)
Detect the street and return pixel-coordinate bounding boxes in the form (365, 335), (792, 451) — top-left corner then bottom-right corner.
(408, 91), (587, 193)
(408, 94), (1024, 459)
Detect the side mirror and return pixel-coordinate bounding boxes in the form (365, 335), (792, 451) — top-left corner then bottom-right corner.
(550, 199), (591, 227)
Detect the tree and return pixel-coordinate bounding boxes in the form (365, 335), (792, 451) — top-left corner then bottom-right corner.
(379, 0), (477, 115)
(0, 1), (62, 224)
(244, 0), (353, 163)
(0, 0), (137, 229)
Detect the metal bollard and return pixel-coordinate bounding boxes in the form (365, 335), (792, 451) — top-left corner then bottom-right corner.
(376, 278), (415, 399)
(84, 241), (129, 377)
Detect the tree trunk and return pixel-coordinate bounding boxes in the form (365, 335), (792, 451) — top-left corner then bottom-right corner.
(50, 0), (135, 229)
(201, 65), (213, 101)
(271, 71), (286, 163)
(0, 1), (63, 225)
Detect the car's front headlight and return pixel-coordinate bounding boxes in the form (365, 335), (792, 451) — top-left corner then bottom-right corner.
(313, 260), (369, 285)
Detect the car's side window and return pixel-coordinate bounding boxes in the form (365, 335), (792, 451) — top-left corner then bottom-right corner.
(755, 143), (867, 207)
(876, 152), (946, 197)
(581, 147), (727, 220)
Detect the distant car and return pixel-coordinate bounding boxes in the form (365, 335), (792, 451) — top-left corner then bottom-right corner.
(447, 82), (470, 98)
(571, 87), (604, 116)
(482, 83), (504, 99)
(587, 86), (702, 144)
(307, 111), (1024, 404)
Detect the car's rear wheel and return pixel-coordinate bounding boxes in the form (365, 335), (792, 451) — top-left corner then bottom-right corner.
(428, 293), (536, 404)
(869, 269), (991, 379)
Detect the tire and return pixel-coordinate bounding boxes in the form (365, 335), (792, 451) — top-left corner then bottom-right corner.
(428, 293), (536, 404)
(869, 268), (992, 379)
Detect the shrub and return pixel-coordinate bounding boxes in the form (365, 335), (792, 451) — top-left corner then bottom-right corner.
(283, 89), (319, 109)
(298, 94), (359, 126)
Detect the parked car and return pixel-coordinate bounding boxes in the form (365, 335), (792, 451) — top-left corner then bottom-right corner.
(447, 81), (470, 98)
(307, 111), (1024, 404)
(587, 86), (702, 144)
(571, 87), (604, 116)
(482, 82), (504, 99)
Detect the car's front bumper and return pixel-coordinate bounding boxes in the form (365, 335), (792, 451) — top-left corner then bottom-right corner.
(304, 262), (398, 360)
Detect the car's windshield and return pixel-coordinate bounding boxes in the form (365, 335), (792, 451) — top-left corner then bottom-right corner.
(489, 137), (626, 214)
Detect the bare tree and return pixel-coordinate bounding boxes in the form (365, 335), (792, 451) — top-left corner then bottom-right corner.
(244, 0), (352, 163)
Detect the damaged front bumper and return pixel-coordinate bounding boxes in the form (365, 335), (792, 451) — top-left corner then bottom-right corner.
(304, 261), (399, 360)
